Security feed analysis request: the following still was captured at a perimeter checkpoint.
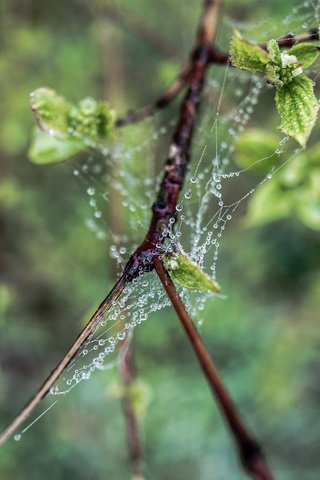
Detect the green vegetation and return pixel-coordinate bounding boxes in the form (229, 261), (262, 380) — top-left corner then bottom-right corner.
(1, 1), (320, 479)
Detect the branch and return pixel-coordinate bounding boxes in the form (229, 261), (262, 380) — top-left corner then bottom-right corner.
(125, 0), (222, 277)
(154, 258), (275, 480)
(116, 24), (320, 128)
(208, 28), (320, 64)
(0, 273), (129, 446)
(115, 64), (192, 127)
(0, 0), (222, 447)
(119, 335), (145, 479)
(266, 28), (319, 49)
(116, 0), (222, 128)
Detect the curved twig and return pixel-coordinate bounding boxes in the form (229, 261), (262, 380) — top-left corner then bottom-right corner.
(115, 63), (192, 127)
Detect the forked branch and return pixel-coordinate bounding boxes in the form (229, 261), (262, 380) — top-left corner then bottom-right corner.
(0, 0), (222, 447)
(117, 27), (320, 129)
(0, 0), (221, 448)
(115, 64), (192, 127)
(0, 5), (302, 479)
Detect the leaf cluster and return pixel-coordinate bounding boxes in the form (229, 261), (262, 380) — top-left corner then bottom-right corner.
(230, 31), (320, 147)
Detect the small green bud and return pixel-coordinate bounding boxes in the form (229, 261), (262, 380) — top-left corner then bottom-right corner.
(164, 252), (221, 293)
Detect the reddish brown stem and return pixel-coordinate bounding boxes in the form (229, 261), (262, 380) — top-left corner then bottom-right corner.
(124, 0), (221, 277)
(154, 258), (275, 480)
(117, 26), (320, 127)
(115, 64), (192, 127)
(0, 0), (220, 448)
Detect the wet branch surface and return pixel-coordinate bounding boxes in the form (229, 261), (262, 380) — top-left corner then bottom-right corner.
(2, 2), (316, 477)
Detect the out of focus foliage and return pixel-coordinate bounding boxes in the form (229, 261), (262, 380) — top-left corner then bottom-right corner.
(235, 129), (320, 230)
(1, 1), (320, 480)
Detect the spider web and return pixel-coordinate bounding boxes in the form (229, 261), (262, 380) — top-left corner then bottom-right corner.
(13, 0), (320, 441)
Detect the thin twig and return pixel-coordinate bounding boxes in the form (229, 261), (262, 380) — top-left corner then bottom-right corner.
(119, 335), (145, 479)
(208, 28), (320, 64)
(0, 0), (221, 447)
(115, 64), (192, 127)
(0, 273), (129, 446)
(153, 258), (275, 480)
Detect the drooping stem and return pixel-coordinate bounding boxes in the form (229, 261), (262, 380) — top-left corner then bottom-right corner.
(0, 273), (129, 446)
(154, 258), (275, 480)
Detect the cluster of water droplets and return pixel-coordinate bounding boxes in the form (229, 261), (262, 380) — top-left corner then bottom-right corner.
(13, 0), (320, 440)
(48, 272), (170, 396)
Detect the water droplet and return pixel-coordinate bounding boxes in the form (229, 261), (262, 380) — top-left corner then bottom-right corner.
(176, 204), (183, 212)
(87, 187), (95, 196)
(190, 175), (197, 184)
(117, 331), (126, 340)
(184, 190), (192, 199)
(14, 434), (21, 442)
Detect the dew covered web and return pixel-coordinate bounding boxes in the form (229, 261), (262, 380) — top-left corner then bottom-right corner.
(13, 0), (320, 440)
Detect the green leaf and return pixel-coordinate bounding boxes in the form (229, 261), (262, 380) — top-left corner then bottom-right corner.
(265, 63), (282, 87)
(29, 88), (72, 138)
(267, 39), (281, 63)
(295, 189), (320, 231)
(279, 154), (308, 188)
(246, 180), (291, 226)
(234, 128), (280, 172)
(164, 252), (221, 293)
(288, 43), (320, 69)
(230, 31), (270, 72)
(307, 143), (320, 165)
(275, 75), (319, 147)
(28, 128), (85, 164)
(30, 88), (116, 146)
(68, 97), (115, 142)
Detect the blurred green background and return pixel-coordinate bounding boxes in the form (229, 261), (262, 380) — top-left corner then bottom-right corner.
(1, 1), (320, 479)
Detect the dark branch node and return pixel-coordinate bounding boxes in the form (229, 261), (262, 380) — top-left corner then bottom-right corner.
(240, 438), (264, 467)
